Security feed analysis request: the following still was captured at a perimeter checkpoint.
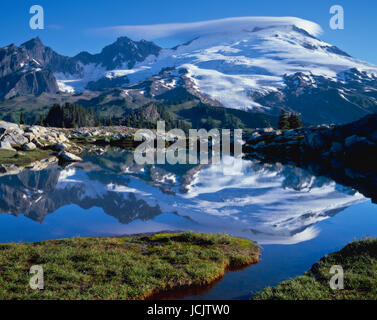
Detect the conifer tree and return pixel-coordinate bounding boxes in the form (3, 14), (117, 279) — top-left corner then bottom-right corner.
(278, 109), (290, 130)
(44, 103), (97, 128)
(19, 112), (25, 125)
(39, 114), (45, 126)
(288, 113), (303, 129)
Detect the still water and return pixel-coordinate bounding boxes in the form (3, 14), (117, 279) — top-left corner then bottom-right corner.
(0, 149), (376, 299)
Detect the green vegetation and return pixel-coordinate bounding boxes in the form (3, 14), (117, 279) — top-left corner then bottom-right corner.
(44, 103), (97, 128)
(0, 149), (51, 166)
(0, 87), (277, 130)
(278, 109), (303, 130)
(179, 103), (277, 130)
(19, 112), (25, 125)
(0, 93), (81, 125)
(288, 113), (303, 129)
(0, 232), (260, 300)
(123, 103), (192, 132)
(278, 109), (290, 130)
(254, 238), (377, 300)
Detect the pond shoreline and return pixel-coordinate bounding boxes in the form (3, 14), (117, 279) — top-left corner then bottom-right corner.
(0, 232), (261, 300)
(254, 238), (377, 300)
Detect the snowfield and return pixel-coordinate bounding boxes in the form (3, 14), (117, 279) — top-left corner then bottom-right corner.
(56, 16), (377, 110)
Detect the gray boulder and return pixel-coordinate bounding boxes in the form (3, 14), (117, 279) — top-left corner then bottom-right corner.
(58, 151), (82, 162)
(23, 132), (35, 142)
(26, 125), (46, 136)
(304, 131), (331, 150)
(32, 138), (44, 148)
(0, 164), (20, 175)
(1, 132), (28, 146)
(0, 141), (16, 151)
(0, 121), (19, 135)
(345, 135), (368, 148)
(330, 142), (343, 154)
(54, 143), (68, 151)
(23, 142), (37, 151)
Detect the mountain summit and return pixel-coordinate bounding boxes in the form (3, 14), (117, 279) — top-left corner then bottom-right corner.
(1, 17), (377, 124)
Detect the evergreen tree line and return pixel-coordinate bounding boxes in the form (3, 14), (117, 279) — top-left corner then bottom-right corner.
(39, 103), (98, 128)
(278, 109), (303, 130)
(36, 102), (191, 130)
(123, 104), (192, 132)
(179, 103), (274, 130)
(29, 103), (302, 131)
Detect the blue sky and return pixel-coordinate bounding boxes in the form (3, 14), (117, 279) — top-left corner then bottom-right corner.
(1, 0), (376, 64)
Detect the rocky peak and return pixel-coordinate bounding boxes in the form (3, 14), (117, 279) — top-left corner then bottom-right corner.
(19, 37), (56, 68)
(0, 38), (61, 99)
(99, 36), (161, 69)
(71, 37), (161, 71)
(21, 37), (44, 50)
(338, 68), (377, 84)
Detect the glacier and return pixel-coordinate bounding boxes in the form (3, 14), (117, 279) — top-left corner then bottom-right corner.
(56, 16), (377, 111)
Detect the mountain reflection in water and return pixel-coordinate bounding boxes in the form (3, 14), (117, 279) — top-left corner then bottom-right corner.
(0, 149), (367, 244)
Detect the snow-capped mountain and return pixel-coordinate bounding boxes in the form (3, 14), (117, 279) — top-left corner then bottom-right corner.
(0, 38), (60, 99)
(1, 17), (377, 124)
(0, 36), (161, 98)
(82, 18), (376, 111)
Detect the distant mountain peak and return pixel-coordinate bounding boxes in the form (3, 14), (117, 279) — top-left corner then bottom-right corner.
(114, 36), (134, 43)
(1, 16), (377, 125)
(21, 37), (44, 49)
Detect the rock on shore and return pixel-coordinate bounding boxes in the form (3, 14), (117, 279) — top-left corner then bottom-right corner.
(0, 120), (136, 174)
(244, 113), (377, 201)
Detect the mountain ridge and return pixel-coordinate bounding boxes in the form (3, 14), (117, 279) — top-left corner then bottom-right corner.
(1, 17), (377, 126)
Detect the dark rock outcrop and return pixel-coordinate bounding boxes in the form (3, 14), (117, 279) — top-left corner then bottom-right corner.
(73, 37), (161, 70)
(0, 69), (59, 99)
(0, 36), (161, 99)
(244, 113), (377, 202)
(0, 38), (63, 98)
(255, 71), (377, 125)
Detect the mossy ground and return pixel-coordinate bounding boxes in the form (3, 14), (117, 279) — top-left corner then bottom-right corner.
(0, 148), (51, 166)
(0, 232), (260, 300)
(254, 238), (377, 300)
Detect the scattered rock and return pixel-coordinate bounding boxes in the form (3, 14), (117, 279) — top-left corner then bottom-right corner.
(0, 141), (16, 151)
(304, 131), (331, 150)
(56, 133), (68, 142)
(345, 135), (366, 148)
(0, 121), (19, 135)
(26, 125), (46, 136)
(0, 164), (21, 175)
(16, 151), (25, 157)
(54, 143), (68, 151)
(244, 113), (377, 202)
(23, 132), (35, 142)
(94, 148), (105, 155)
(58, 151), (82, 163)
(330, 142), (343, 154)
(1, 132), (28, 146)
(32, 138), (44, 148)
(23, 142), (37, 151)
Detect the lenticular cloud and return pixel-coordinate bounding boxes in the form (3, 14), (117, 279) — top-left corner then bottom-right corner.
(96, 16), (323, 42)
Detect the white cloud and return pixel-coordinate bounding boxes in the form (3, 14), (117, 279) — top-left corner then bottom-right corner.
(94, 16), (323, 42)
